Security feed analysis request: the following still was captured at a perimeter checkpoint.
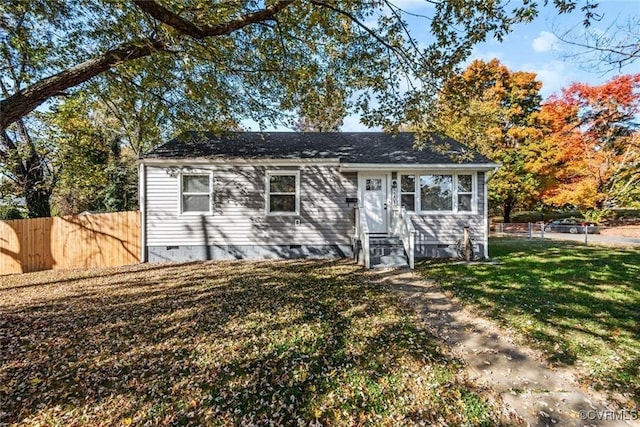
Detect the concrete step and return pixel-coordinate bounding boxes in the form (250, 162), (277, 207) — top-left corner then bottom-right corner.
(354, 236), (409, 269)
(371, 254), (410, 268)
(369, 236), (407, 266)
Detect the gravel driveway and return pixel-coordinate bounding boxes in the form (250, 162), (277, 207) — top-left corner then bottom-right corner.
(541, 232), (640, 246)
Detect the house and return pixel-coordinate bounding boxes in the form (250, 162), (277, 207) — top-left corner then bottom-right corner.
(139, 132), (498, 268)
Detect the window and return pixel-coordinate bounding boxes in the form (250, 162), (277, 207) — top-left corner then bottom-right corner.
(400, 174), (416, 211)
(457, 174), (473, 212)
(365, 178), (382, 191)
(267, 171), (299, 214)
(420, 174), (453, 211)
(181, 174), (211, 213)
(397, 172), (475, 213)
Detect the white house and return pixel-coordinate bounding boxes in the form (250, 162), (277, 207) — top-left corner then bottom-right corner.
(139, 132), (498, 268)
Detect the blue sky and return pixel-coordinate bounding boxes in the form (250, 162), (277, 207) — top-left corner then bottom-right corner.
(247, 1), (640, 131)
(350, 0), (640, 131)
(466, 0), (640, 96)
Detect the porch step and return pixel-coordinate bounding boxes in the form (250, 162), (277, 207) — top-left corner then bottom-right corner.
(369, 237), (402, 246)
(371, 254), (409, 269)
(369, 238), (409, 268)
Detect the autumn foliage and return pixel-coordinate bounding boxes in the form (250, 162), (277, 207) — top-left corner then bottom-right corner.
(433, 59), (640, 218)
(433, 59), (544, 222)
(537, 74), (640, 210)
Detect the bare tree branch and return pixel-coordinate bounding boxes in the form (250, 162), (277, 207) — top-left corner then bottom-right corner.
(555, 17), (640, 72)
(309, 0), (395, 52)
(1, 0), (299, 131)
(1, 39), (167, 130)
(132, 0), (295, 39)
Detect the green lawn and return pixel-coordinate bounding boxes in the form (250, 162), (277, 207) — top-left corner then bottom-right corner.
(0, 260), (504, 426)
(417, 238), (640, 406)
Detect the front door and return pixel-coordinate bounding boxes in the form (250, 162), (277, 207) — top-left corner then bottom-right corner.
(361, 175), (388, 233)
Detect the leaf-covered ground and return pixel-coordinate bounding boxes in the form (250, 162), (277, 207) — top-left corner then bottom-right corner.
(0, 260), (504, 426)
(417, 238), (640, 407)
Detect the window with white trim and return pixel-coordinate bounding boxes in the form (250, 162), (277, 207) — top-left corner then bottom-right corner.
(399, 172), (475, 213)
(456, 174), (473, 212)
(267, 171), (299, 214)
(400, 174), (416, 211)
(181, 173), (211, 213)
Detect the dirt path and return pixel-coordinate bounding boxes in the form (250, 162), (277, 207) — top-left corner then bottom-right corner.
(373, 269), (639, 427)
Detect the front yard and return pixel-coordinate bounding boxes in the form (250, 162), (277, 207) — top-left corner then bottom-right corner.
(1, 260), (502, 426)
(417, 238), (640, 407)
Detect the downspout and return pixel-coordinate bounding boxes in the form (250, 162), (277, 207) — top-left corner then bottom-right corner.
(139, 161), (147, 263)
(484, 168), (497, 259)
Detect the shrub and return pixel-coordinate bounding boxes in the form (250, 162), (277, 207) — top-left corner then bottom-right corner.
(0, 206), (25, 220)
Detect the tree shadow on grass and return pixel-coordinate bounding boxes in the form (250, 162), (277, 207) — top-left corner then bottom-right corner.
(417, 238), (640, 404)
(0, 259), (503, 425)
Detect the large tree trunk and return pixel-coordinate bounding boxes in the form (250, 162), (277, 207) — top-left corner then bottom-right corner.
(2, 125), (52, 217)
(1, 1), (295, 131)
(21, 145), (52, 218)
(24, 178), (52, 218)
(502, 200), (514, 223)
(0, 39), (166, 131)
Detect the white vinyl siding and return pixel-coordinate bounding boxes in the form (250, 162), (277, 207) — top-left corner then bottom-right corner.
(145, 165), (357, 246)
(412, 215), (484, 243)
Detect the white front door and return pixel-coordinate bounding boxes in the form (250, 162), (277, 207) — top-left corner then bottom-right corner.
(361, 174), (388, 233)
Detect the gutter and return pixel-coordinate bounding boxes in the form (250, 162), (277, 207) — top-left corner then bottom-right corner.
(138, 162), (147, 263)
(139, 157), (500, 172)
(339, 163), (500, 172)
(484, 164), (499, 258)
(139, 157), (341, 166)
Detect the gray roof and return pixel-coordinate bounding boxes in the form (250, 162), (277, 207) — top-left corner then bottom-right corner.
(144, 132), (495, 165)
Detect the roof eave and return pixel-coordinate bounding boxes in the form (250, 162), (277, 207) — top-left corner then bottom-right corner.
(139, 157), (341, 166)
(339, 163), (500, 172)
(139, 157), (500, 171)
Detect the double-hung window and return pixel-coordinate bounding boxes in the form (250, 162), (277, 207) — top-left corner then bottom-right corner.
(181, 173), (212, 213)
(266, 171), (300, 214)
(456, 174), (473, 212)
(400, 174), (416, 211)
(400, 172), (475, 213)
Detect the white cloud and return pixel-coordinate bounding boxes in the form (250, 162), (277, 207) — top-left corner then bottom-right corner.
(521, 61), (572, 98)
(532, 31), (558, 53)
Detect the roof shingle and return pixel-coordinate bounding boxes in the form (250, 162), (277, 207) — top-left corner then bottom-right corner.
(144, 132), (495, 165)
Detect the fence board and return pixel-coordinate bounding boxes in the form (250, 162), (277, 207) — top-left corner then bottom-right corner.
(0, 211), (140, 275)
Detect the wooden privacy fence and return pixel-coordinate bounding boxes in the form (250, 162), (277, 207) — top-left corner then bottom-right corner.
(0, 211), (140, 275)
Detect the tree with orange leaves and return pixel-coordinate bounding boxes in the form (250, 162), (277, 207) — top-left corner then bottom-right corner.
(536, 74), (640, 210)
(432, 59), (544, 222)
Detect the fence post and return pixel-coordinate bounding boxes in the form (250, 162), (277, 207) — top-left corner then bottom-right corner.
(541, 222), (545, 239)
(463, 226), (471, 261)
(528, 222), (533, 239)
(584, 224), (588, 244)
